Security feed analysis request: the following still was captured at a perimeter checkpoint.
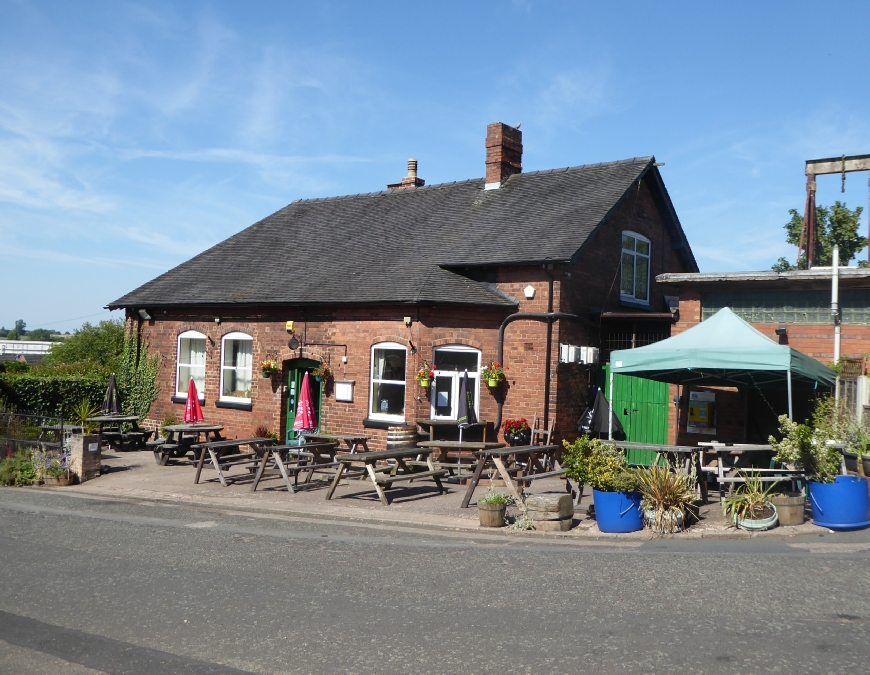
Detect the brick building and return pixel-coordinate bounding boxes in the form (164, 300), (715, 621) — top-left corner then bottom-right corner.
(108, 123), (698, 448)
(658, 267), (870, 444)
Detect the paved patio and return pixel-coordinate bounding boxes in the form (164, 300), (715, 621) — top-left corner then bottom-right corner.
(52, 446), (826, 539)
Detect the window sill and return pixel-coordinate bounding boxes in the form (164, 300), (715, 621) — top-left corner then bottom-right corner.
(172, 395), (205, 405)
(619, 297), (653, 310)
(215, 399), (253, 411)
(363, 417), (405, 430)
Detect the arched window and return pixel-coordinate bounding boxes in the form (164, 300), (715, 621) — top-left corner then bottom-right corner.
(220, 332), (253, 402)
(176, 330), (206, 399)
(369, 342), (407, 421)
(621, 231), (651, 303)
(431, 346), (481, 420)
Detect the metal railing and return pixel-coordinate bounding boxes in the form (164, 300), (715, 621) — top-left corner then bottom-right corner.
(0, 411), (68, 457)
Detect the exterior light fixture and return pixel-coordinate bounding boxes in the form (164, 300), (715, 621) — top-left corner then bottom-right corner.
(775, 326), (788, 336)
(214, 316), (221, 324)
(523, 285), (536, 300)
(288, 337), (300, 350)
(138, 309), (151, 320)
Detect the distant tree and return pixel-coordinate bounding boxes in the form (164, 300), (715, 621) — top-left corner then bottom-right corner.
(14, 319), (26, 336)
(0, 327), (8, 338)
(40, 319), (125, 370)
(24, 328), (53, 341)
(5, 329), (19, 340)
(772, 201), (867, 270)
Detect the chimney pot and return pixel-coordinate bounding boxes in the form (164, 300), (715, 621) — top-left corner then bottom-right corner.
(407, 159), (417, 178)
(485, 122), (523, 188)
(387, 158), (425, 191)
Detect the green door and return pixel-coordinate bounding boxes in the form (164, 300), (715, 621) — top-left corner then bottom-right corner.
(285, 358), (323, 443)
(602, 365), (669, 465)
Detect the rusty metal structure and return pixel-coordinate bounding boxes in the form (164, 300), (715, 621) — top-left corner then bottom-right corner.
(802, 153), (870, 267)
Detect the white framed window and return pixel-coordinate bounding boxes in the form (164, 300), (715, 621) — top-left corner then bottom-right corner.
(176, 330), (206, 399)
(621, 231), (650, 303)
(220, 332), (253, 401)
(431, 346), (481, 420)
(369, 342), (407, 422)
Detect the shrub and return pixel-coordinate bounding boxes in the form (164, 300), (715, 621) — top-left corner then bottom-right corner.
(0, 372), (107, 419)
(0, 450), (37, 486)
(561, 436), (639, 493)
(161, 413), (178, 438)
(40, 319), (124, 370)
(769, 414), (841, 483)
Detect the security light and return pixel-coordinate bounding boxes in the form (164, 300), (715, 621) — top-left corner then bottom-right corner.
(138, 309), (151, 320)
(775, 326), (788, 336)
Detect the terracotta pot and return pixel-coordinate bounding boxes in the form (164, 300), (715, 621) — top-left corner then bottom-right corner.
(478, 501), (506, 527)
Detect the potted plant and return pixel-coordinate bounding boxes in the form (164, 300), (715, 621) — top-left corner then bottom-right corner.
(636, 465), (696, 534)
(722, 472), (779, 531)
(481, 361), (506, 388)
(260, 358), (279, 378)
(562, 436), (642, 533)
(477, 487), (510, 527)
(769, 407), (870, 530)
(42, 451), (73, 487)
(414, 360), (436, 388)
(311, 363), (331, 382)
(503, 418), (531, 446)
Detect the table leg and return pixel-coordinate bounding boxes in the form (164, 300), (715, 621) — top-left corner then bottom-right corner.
(493, 457), (524, 504)
(365, 463), (390, 506)
(274, 451), (297, 492)
(460, 456), (487, 508)
(251, 448), (271, 492)
(193, 437), (208, 484)
(325, 462), (346, 500)
(695, 451), (708, 504)
(209, 448), (228, 487)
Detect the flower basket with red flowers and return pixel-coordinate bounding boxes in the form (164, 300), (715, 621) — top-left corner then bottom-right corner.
(503, 418), (531, 446)
(261, 358), (279, 378)
(311, 363), (332, 382)
(414, 360), (436, 388)
(481, 361), (506, 387)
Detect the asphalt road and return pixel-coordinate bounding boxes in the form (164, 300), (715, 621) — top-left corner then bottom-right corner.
(2, 489), (870, 674)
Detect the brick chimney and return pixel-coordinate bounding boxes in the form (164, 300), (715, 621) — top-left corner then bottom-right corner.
(485, 122), (522, 189)
(387, 159), (425, 191)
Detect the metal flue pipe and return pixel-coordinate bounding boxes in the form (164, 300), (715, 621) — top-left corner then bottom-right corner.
(833, 245), (841, 402)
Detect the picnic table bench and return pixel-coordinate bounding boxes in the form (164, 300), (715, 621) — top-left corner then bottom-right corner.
(150, 423), (225, 466)
(251, 441), (341, 493)
(326, 447), (447, 506)
(86, 414), (154, 450)
(192, 437), (276, 486)
(460, 444), (564, 508)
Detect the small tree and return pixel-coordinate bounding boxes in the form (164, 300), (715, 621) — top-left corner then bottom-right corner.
(41, 320), (124, 371)
(773, 201), (867, 271)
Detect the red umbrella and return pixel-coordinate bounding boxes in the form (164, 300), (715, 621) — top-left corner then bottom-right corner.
(184, 378), (204, 423)
(293, 372), (318, 433)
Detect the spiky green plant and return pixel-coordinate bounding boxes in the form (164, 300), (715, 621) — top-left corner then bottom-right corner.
(722, 472), (777, 524)
(636, 465), (696, 534)
(73, 398), (101, 433)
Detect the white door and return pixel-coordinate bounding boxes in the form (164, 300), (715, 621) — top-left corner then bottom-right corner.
(430, 347), (480, 420)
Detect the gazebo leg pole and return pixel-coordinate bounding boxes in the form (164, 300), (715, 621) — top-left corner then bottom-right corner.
(608, 368), (614, 440)
(787, 369), (793, 421)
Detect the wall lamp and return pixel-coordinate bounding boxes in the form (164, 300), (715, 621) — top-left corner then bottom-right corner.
(214, 316), (221, 324)
(775, 326), (788, 336)
(138, 309), (151, 320)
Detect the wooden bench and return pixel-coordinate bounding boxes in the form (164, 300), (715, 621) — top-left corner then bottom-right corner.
(513, 468), (567, 483)
(376, 468), (448, 491)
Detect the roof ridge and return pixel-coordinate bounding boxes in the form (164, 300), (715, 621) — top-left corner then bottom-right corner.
(290, 156), (654, 204)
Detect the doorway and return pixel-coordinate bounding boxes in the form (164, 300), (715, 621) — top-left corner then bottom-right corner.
(602, 364), (669, 465)
(285, 358), (323, 443)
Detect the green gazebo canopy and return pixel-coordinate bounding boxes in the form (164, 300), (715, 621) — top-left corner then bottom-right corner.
(610, 307), (836, 389)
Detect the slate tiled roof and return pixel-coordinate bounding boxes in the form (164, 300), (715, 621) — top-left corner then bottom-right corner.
(109, 156), (695, 309)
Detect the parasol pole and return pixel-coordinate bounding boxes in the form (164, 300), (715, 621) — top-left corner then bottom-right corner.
(608, 367), (614, 441)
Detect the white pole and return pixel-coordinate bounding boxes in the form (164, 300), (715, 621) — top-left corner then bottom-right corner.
(833, 245), (841, 402)
(787, 369), (793, 421)
(608, 368), (614, 440)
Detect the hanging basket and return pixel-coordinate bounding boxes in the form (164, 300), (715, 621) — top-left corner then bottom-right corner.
(487, 378), (499, 388)
(419, 379), (430, 388)
(262, 372), (271, 379)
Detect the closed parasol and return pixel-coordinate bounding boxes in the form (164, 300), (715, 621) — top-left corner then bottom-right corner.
(102, 372), (119, 415)
(293, 372), (318, 435)
(184, 378), (205, 423)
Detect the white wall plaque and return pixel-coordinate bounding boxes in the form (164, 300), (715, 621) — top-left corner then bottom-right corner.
(334, 380), (354, 402)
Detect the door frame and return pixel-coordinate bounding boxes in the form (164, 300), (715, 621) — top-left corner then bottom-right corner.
(285, 358), (323, 443)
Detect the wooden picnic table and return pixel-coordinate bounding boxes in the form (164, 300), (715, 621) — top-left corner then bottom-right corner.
(460, 444), (563, 508)
(150, 423), (224, 466)
(695, 442), (800, 500)
(251, 441), (340, 493)
(325, 447), (447, 506)
(86, 414), (153, 450)
(192, 437), (276, 486)
(615, 441), (712, 503)
(300, 433), (369, 454)
(416, 440), (505, 476)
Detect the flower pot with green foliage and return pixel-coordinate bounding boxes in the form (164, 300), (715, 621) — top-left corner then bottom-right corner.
(415, 361), (435, 389)
(636, 465), (696, 534)
(481, 361), (506, 388)
(478, 489), (509, 527)
(723, 473), (779, 531)
(562, 436), (642, 533)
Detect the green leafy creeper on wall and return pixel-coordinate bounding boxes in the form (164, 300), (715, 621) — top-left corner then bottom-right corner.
(117, 323), (159, 423)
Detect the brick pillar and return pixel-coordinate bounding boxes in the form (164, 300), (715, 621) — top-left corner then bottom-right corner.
(69, 434), (101, 483)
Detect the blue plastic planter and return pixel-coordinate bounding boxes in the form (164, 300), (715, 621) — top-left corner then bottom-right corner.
(592, 489), (643, 533)
(809, 476), (870, 530)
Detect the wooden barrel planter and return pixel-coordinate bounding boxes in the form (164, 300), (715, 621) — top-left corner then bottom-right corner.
(770, 492), (805, 526)
(386, 425), (419, 451)
(478, 502), (506, 527)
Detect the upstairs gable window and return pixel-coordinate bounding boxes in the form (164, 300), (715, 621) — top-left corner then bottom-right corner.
(621, 232), (650, 303)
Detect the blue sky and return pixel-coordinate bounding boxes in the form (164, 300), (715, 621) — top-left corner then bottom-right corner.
(2, 1), (869, 333)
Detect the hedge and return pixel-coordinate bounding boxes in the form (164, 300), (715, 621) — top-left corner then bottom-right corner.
(0, 373), (108, 421)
